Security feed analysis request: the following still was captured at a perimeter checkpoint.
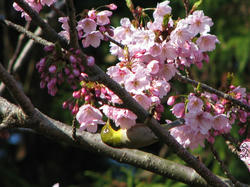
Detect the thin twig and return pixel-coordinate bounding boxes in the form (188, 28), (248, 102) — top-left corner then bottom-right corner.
(13, 0), (69, 49)
(175, 72), (250, 111)
(13, 27), (43, 72)
(7, 21), (31, 73)
(1, 19), (53, 46)
(66, 0), (79, 49)
(209, 143), (243, 187)
(103, 33), (125, 49)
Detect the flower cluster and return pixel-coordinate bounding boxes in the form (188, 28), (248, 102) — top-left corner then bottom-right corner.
(13, 0), (56, 21)
(62, 1), (220, 136)
(58, 5), (116, 48)
(169, 86), (249, 149)
(30, 0), (249, 151)
(36, 46), (85, 96)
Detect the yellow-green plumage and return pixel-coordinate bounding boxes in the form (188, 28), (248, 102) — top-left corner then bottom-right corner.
(101, 119), (158, 148)
(101, 118), (185, 148)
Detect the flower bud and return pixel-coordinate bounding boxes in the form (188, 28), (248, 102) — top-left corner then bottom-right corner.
(44, 45), (54, 52)
(87, 56), (95, 66)
(167, 96), (176, 106)
(49, 65), (57, 73)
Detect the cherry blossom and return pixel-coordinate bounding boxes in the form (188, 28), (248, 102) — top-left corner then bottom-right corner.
(76, 104), (105, 133)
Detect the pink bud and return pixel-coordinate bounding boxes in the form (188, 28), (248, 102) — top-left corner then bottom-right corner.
(80, 73), (88, 79)
(95, 88), (101, 97)
(207, 136), (215, 144)
(68, 103), (74, 110)
(155, 104), (164, 113)
(99, 26), (106, 32)
(49, 65), (57, 73)
(238, 110), (247, 123)
(44, 45), (54, 52)
(69, 55), (77, 63)
(85, 95), (91, 101)
(72, 104), (79, 115)
(167, 96), (176, 105)
(75, 49), (81, 55)
(229, 85), (236, 90)
(62, 101), (68, 109)
(203, 53), (209, 63)
(40, 81), (46, 89)
(238, 127), (246, 135)
(88, 10), (96, 19)
(86, 56), (95, 66)
(106, 3), (117, 10)
(81, 87), (87, 95)
(72, 91), (81, 99)
(73, 69), (80, 77)
(64, 67), (70, 75)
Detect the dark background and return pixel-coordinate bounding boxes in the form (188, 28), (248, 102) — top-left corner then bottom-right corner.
(0, 0), (249, 186)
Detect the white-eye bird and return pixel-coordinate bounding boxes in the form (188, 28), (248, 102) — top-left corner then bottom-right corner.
(101, 119), (184, 148)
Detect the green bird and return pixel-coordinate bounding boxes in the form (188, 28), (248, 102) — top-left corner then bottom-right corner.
(101, 119), (184, 148)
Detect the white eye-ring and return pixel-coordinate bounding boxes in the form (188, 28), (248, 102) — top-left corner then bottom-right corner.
(103, 128), (109, 134)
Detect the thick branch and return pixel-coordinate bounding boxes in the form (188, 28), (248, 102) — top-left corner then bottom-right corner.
(0, 96), (236, 187)
(0, 63), (35, 116)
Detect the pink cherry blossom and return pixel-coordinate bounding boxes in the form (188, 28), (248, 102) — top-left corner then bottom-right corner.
(153, 1), (172, 20)
(58, 17), (70, 40)
(158, 63), (177, 81)
(76, 104), (105, 133)
(100, 105), (137, 129)
(124, 71), (150, 94)
(88, 10), (96, 19)
(133, 94), (152, 110)
(186, 10), (213, 35)
(147, 60), (160, 74)
(160, 42), (177, 61)
(170, 125), (208, 149)
(149, 43), (162, 57)
(147, 18), (163, 31)
(171, 103), (185, 118)
(213, 114), (231, 133)
(170, 20), (192, 45)
(96, 10), (112, 25)
(151, 79), (171, 98)
(196, 34), (219, 52)
(106, 64), (130, 84)
(187, 95), (203, 113)
(82, 31), (103, 48)
(77, 18), (97, 35)
(41, 0), (56, 6)
(185, 111), (213, 134)
(13, 2), (42, 21)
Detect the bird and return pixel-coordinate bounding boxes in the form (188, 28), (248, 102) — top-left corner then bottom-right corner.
(101, 118), (184, 148)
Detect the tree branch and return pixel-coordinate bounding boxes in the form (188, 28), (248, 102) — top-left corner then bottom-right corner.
(0, 96), (238, 187)
(175, 72), (250, 111)
(1, 19), (53, 46)
(65, 0), (79, 49)
(0, 63), (35, 116)
(4, 1), (239, 186)
(13, 0), (69, 49)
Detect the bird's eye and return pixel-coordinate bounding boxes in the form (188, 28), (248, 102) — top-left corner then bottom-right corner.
(103, 128), (109, 134)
